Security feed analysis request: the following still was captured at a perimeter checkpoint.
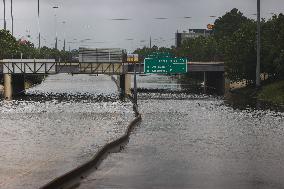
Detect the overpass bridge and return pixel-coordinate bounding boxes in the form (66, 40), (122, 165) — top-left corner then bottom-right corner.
(0, 60), (224, 75)
(0, 59), (225, 100)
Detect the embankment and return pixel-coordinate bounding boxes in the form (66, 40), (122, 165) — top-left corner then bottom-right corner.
(231, 80), (284, 106)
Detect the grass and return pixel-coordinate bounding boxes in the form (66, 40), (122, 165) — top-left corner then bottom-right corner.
(231, 80), (284, 106)
(258, 80), (284, 105)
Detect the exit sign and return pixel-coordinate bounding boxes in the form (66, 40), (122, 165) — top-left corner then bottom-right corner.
(144, 57), (187, 74)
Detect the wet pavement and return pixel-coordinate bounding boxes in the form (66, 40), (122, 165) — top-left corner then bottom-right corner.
(0, 74), (133, 189)
(78, 76), (284, 189)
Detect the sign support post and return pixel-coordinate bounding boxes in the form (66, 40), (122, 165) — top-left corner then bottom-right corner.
(133, 63), (139, 116)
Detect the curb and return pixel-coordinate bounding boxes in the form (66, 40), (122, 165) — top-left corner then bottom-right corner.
(40, 114), (142, 189)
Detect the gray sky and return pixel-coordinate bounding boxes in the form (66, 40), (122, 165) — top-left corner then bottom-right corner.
(1, 0), (284, 52)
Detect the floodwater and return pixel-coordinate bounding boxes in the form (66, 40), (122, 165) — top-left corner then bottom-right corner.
(0, 74), (133, 189)
(78, 75), (284, 189)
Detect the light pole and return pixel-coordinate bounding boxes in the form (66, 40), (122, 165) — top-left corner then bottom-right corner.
(3, 0), (6, 30)
(256, 0), (261, 88)
(53, 6), (59, 49)
(10, 0), (13, 34)
(62, 21), (66, 51)
(37, 0), (40, 48)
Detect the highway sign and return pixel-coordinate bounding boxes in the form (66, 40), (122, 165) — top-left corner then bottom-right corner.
(144, 57), (187, 74)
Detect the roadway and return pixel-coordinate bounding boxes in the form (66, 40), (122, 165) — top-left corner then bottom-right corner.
(76, 79), (284, 189)
(0, 74), (134, 189)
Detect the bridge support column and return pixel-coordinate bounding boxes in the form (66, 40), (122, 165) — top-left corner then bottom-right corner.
(125, 74), (132, 96)
(3, 74), (25, 100)
(203, 72), (207, 93)
(4, 74), (13, 100)
(205, 72), (226, 95)
(119, 74), (125, 98)
(224, 73), (231, 97)
(12, 75), (25, 96)
(118, 74), (132, 98)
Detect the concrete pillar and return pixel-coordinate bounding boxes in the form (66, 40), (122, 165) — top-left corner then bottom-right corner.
(118, 74), (132, 98)
(125, 74), (132, 96)
(224, 73), (231, 98)
(4, 74), (13, 100)
(119, 74), (125, 99)
(203, 72), (207, 93)
(12, 75), (25, 96)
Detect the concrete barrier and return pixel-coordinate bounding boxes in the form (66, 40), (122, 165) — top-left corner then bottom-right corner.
(40, 114), (142, 189)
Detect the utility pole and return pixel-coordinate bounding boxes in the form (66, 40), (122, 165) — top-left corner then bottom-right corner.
(3, 0), (6, 30)
(133, 61), (139, 117)
(150, 36), (152, 48)
(10, 0), (13, 35)
(256, 0), (261, 88)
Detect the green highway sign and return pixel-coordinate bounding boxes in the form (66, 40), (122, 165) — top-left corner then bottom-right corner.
(144, 57), (188, 74)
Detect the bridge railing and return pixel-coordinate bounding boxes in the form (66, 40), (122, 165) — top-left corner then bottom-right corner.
(0, 60), (128, 75)
(0, 60), (225, 75)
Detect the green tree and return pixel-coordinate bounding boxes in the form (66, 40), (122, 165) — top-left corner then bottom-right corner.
(214, 8), (249, 41)
(176, 36), (219, 61)
(262, 14), (284, 79)
(224, 20), (257, 83)
(0, 29), (18, 59)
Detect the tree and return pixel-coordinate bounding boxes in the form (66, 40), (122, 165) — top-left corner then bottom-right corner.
(262, 14), (284, 79)
(133, 46), (173, 60)
(0, 29), (18, 59)
(214, 8), (249, 41)
(224, 20), (257, 83)
(176, 36), (220, 61)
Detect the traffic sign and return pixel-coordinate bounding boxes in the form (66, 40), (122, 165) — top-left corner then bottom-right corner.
(144, 57), (187, 74)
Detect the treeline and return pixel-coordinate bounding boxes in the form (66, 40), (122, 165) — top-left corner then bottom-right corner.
(135, 8), (284, 84)
(0, 29), (78, 61)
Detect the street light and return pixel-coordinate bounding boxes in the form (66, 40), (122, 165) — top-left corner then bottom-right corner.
(10, 0), (13, 35)
(2, 0), (6, 30)
(53, 5), (59, 49)
(62, 21), (66, 51)
(256, 0), (261, 88)
(37, 0), (40, 48)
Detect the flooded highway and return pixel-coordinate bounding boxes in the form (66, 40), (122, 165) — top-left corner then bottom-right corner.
(0, 74), (133, 189)
(0, 74), (284, 189)
(78, 76), (284, 189)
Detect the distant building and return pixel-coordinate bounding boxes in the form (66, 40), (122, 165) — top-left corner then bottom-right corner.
(175, 29), (212, 48)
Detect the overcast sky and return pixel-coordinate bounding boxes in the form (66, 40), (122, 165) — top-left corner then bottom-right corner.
(1, 0), (283, 52)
